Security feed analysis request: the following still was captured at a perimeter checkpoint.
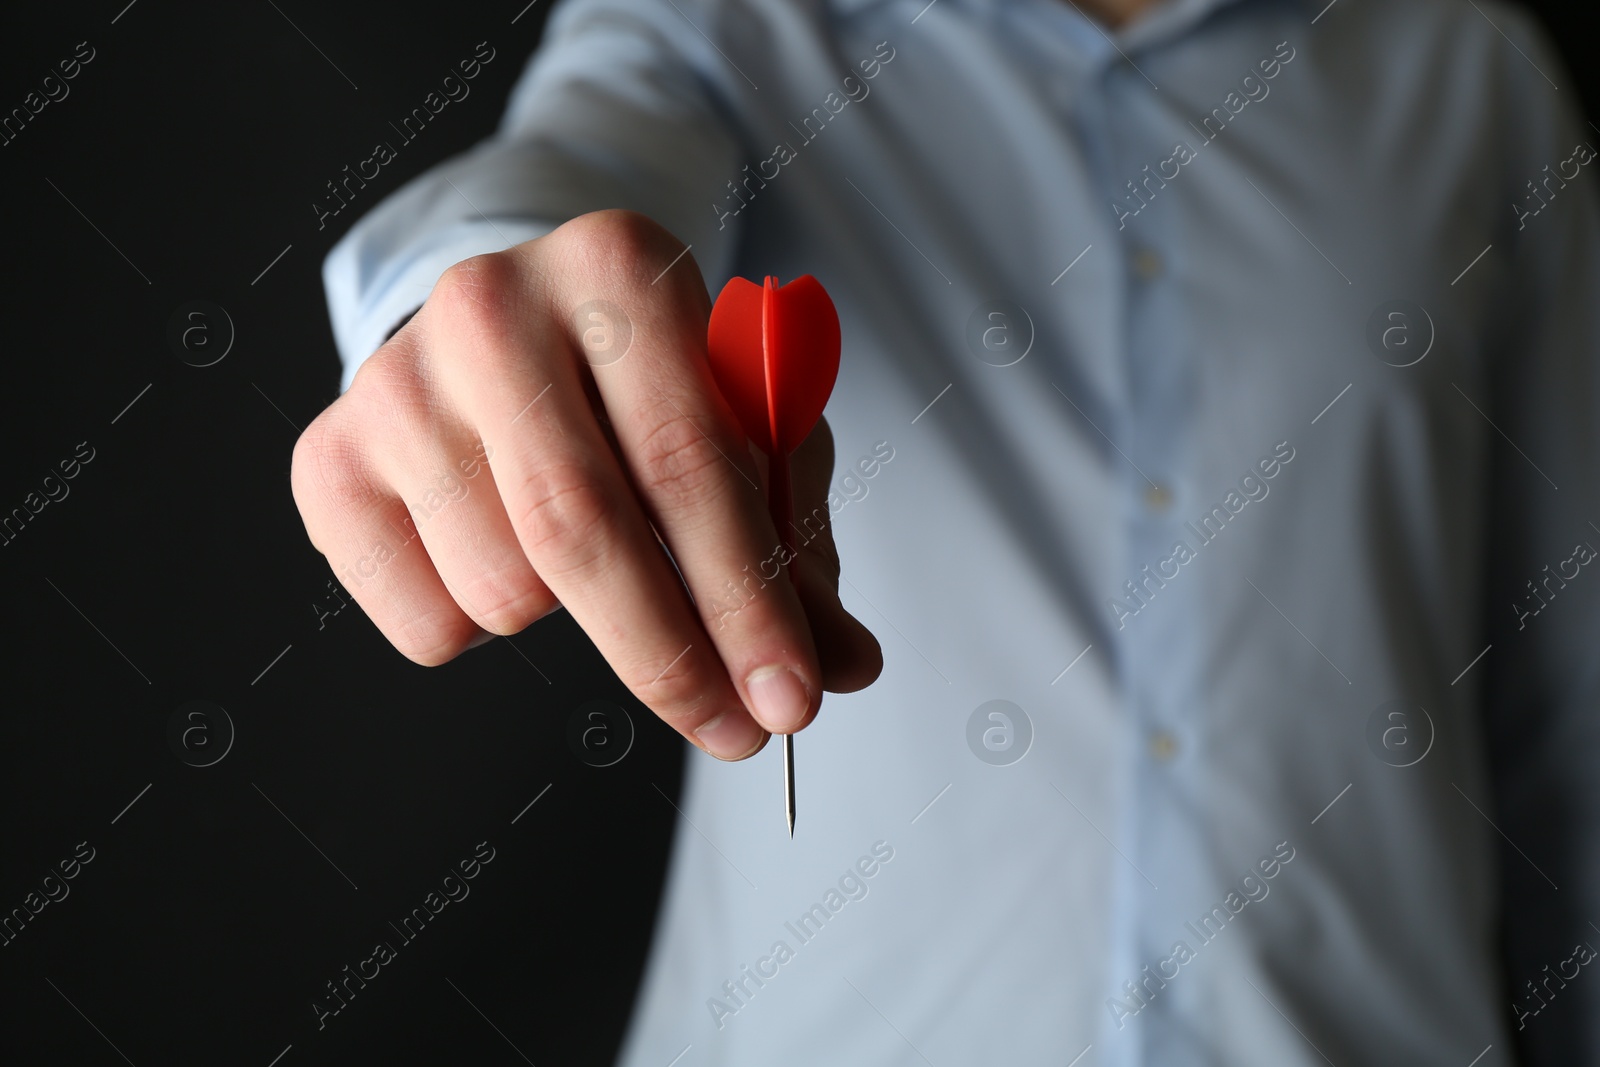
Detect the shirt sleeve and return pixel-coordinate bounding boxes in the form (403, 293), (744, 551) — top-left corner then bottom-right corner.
(321, 0), (746, 391)
(1480, 10), (1600, 1061)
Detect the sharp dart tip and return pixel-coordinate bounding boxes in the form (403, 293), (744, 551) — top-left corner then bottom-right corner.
(784, 733), (796, 838)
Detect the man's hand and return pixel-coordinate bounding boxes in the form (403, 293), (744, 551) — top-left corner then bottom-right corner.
(291, 210), (883, 760)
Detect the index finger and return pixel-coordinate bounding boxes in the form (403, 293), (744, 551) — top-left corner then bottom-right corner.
(575, 254), (827, 742)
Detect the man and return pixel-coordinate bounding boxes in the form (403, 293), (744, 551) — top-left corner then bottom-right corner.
(297, 0), (1600, 1061)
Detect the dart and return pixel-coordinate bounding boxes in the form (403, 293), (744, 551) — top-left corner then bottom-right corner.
(706, 274), (842, 837)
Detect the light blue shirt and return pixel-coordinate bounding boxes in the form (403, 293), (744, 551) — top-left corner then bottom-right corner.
(323, 0), (1600, 1063)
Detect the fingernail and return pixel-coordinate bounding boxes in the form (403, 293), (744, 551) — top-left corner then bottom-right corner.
(466, 630), (497, 649)
(744, 665), (812, 733)
(694, 712), (767, 760)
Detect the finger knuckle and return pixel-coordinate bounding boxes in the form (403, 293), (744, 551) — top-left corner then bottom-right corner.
(431, 251), (523, 350)
(463, 568), (556, 634)
(351, 345), (452, 451)
(512, 461), (615, 575)
(554, 209), (695, 289)
(291, 407), (375, 518)
(628, 654), (717, 725)
(633, 408), (739, 511)
(391, 605), (471, 666)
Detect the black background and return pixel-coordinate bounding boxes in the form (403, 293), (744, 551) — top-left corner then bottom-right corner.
(0, 1), (1592, 1065)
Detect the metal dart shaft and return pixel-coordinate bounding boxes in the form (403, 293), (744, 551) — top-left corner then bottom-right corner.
(780, 729), (793, 838)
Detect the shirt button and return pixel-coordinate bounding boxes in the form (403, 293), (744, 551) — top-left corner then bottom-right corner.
(1131, 248), (1164, 280)
(1142, 482), (1174, 513)
(1148, 730), (1179, 761)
